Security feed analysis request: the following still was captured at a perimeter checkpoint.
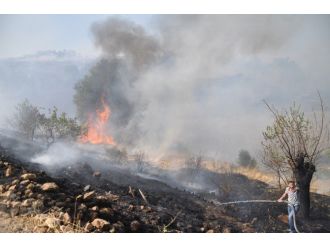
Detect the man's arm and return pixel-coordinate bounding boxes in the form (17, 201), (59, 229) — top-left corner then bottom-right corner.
(277, 189), (288, 202)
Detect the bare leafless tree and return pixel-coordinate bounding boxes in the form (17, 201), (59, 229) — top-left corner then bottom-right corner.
(260, 148), (290, 189)
(185, 153), (203, 183)
(262, 92), (329, 218)
(134, 150), (146, 172)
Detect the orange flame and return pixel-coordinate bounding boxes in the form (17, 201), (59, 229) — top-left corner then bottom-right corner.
(80, 98), (115, 145)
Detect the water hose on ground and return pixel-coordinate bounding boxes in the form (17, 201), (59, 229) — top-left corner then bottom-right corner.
(211, 199), (299, 233)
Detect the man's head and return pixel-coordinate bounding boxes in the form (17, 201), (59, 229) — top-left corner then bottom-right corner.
(288, 181), (296, 188)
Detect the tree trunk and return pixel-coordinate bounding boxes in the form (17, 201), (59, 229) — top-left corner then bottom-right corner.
(299, 183), (311, 219)
(294, 154), (315, 219)
(277, 170), (281, 189)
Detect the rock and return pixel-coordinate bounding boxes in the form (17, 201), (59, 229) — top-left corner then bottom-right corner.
(83, 185), (91, 192)
(207, 229), (214, 233)
(8, 185), (16, 191)
(83, 191), (95, 200)
(78, 203), (87, 212)
(11, 179), (20, 185)
(21, 199), (34, 207)
(41, 182), (59, 191)
(27, 192), (34, 197)
(251, 217), (258, 224)
(91, 218), (110, 230)
(24, 189), (32, 196)
(61, 212), (71, 225)
(84, 222), (94, 232)
(99, 207), (114, 217)
(128, 204), (134, 211)
(111, 221), (125, 233)
(145, 206), (152, 213)
(11, 201), (21, 208)
(222, 227), (231, 233)
(241, 224), (254, 233)
(34, 213), (48, 222)
(48, 200), (56, 206)
(36, 194), (44, 200)
(44, 217), (61, 229)
(96, 195), (108, 202)
(20, 180), (30, 186)
(90, 206), (99, 211)
(5, 166), (13, 177)
(93, 171), (101, 178)
(21, 173), (37, 180)
(34, 225), (48, 233)
(130, 220), (141, 232)
(10, 207), (20, 217)
(60, 225), (73, 233)
(105, 192), (119, 201)
(65, 197), (72, 203)
(0, 184), (5, 193)
(3, 190), (16, 200)
(26, 183), (35, 191)
(32, 200), (44, 210)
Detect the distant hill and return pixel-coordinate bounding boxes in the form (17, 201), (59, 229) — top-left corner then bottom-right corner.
(0, 50), (96, 126)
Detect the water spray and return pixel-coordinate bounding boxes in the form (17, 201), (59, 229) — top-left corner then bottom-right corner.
(211, 199), (300, 233)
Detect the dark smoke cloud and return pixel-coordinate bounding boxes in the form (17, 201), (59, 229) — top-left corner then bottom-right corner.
(75, 15), (330, 160)
(91, 17), (162, 71)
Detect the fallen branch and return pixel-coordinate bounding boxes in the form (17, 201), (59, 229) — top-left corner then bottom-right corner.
(138, 189), (148, 204)
(128, 186), (135, 198)
(165, 210), (181, 229)
(160, 210), (181, 232)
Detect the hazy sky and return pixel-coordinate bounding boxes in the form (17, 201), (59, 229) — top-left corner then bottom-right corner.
(0, 15), (329, 161)
(0, 15), (154, 58)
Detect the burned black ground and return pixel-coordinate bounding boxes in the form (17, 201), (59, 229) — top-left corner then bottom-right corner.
(0, 139), (329, 233)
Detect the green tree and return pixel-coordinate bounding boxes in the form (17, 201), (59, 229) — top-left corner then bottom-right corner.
(38, 107), (81, 146)
(238, 149), (256, 167)
(262, 94), (329, 218)
(11, 99), (40, 141)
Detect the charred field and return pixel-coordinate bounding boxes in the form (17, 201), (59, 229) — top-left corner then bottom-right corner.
(0, 135), (329, 233)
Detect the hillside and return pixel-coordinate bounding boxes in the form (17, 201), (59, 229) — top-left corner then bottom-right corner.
(0, 138), (329, 233)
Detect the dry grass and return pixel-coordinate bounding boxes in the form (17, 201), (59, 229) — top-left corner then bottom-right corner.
(154, 156), (328, 194)
(0, 208), (85, 233)
(203, 160), (275, 185)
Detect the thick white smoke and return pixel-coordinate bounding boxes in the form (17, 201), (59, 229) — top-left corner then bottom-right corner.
(83, 15), (330, 161)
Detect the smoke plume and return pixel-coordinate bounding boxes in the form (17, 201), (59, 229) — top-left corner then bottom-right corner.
(74, 15), (330, 161)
